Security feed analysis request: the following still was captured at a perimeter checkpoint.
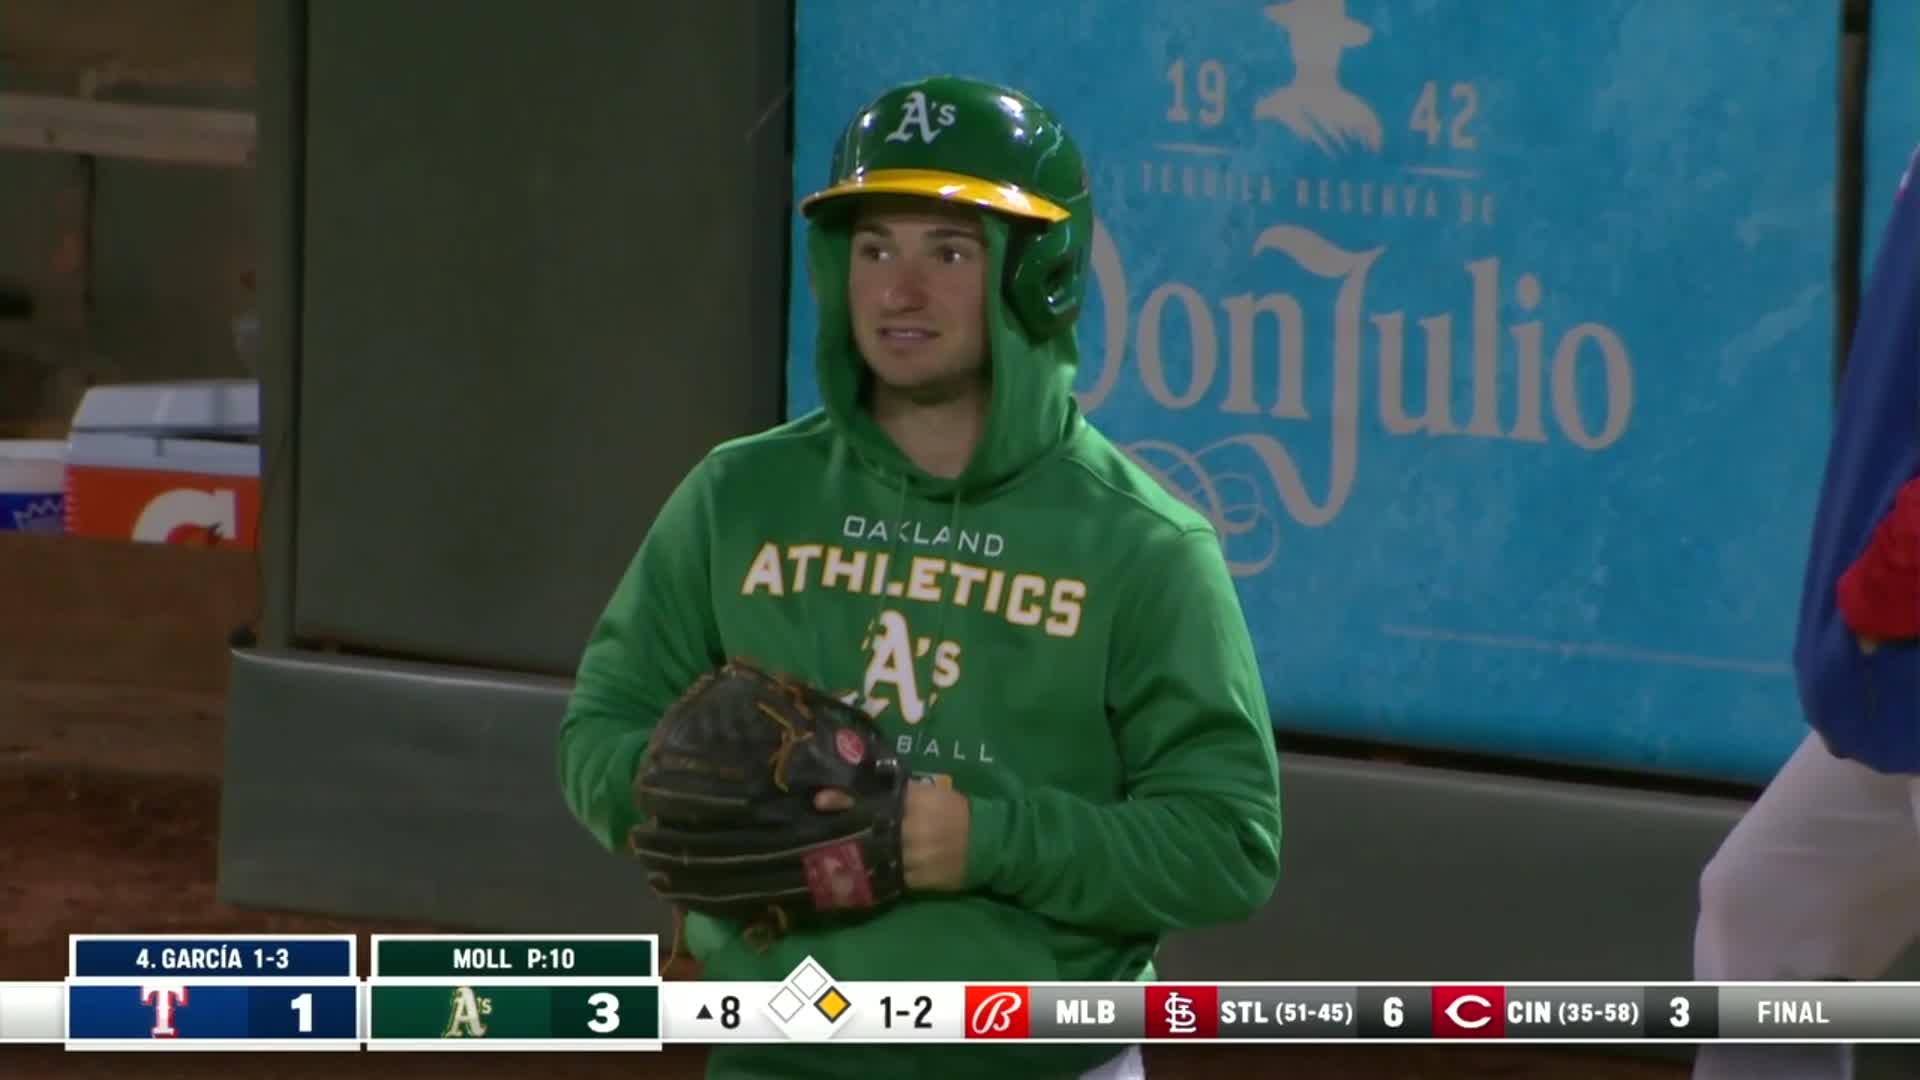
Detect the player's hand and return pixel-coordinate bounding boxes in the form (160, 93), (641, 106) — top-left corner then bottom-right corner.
(899, 783), (971, 891)
(813, 783), (971, 892)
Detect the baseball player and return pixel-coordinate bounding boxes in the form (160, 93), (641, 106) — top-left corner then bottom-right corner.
(1690, 142), (1920, 1080)
(557, 74), (1284, 1080)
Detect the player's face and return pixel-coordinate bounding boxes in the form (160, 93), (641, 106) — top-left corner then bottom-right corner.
(847, 199), (990, 404)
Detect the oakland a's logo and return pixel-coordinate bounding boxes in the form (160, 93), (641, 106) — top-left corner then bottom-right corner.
(443, 986), (494, 1038)
(884, 90), (958, 144)
(851, 610), (961, 724)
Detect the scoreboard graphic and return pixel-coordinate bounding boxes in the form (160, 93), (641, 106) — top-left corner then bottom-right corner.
(4, 933), (1920, 1048)
(61, 934), (360, 1050)
(366, 934), (660, 1051)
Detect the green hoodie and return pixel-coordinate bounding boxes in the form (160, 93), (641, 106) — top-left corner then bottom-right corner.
(558, 214), (1282, 1079)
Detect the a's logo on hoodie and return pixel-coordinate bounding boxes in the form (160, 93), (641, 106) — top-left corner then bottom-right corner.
(854, 609), (961, 725)
(844, 610), (999, 774)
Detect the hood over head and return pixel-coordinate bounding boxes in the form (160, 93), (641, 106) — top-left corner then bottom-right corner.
(798, 74), (1097, 501)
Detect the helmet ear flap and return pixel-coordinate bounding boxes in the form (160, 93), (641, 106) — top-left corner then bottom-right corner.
(1003, 218), (1090, 341)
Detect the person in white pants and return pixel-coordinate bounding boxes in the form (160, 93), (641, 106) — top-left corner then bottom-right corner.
(1692, 733), (1916, 1080)
(1691, 145), (1920, 1080)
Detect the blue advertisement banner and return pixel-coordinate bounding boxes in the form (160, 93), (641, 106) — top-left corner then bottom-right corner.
(1861, 0), (1919, 276)
(788, 0), (1839, 783)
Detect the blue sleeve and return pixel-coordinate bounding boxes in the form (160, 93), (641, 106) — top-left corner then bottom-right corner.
(1790, 143), (1920, 770)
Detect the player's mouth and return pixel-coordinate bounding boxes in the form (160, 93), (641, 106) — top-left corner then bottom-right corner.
(879, 326), (939, 341)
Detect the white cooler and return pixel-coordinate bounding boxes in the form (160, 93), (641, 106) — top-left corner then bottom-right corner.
(62, 379), (262, 549)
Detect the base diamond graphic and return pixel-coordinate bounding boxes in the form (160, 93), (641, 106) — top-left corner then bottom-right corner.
(761, 955), (857, 1041)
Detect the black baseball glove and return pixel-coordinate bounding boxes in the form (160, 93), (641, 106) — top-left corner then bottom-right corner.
(627, 659), (910, 944)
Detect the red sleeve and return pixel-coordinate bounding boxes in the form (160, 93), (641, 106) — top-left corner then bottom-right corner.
(1837, 475), (1920, 639)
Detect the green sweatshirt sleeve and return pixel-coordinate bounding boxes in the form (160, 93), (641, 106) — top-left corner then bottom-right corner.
(962, 526), (1283, 934)
(557, 460), (724, 853)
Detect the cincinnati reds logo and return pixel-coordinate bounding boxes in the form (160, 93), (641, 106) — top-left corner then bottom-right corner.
(1445, 994), (1494, 1028)
(1431, 985), (1505, 1038)
(968, 991), (1023, 1034)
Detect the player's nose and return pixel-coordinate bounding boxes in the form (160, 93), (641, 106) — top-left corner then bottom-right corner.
(880, 266), (930, 310)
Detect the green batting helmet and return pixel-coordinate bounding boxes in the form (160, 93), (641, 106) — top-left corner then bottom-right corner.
(800, 75), (1095, 341)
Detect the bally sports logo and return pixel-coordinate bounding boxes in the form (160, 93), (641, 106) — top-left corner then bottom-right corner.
(964, 985), (1029, 1038)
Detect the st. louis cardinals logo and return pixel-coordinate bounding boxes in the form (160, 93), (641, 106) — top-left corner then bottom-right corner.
(141, 984), (189, 1038)
(1162, 992), (1198, 1034)
(1146, 984), (1220, 1037)
(884, 90), (957, 144)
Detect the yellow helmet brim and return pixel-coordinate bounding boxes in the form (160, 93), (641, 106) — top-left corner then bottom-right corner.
(800, 168), (1069, 223)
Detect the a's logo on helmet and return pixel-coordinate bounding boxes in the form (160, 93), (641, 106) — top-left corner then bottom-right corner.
(884, 90), (957, 145)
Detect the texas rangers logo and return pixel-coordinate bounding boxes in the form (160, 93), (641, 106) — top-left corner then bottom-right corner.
(884, 90), (957, 144)
(141, 984), (189, 1037)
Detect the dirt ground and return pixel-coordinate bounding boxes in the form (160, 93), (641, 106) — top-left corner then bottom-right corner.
(0, 679), (1693, 1079)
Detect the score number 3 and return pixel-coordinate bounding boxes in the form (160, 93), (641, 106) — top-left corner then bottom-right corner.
(588, 991), (622, 1033)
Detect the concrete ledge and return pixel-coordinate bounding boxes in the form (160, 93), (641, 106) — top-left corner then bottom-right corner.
(1158, 755), (1749, 983)
(217, 646), (669, 932)
(216, 645), (1920, 1077)
(218, 645), (1747, 965)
